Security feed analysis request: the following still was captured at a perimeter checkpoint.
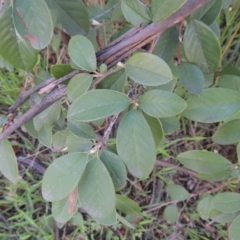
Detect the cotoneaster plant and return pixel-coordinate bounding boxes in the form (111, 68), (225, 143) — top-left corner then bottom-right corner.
(0, 0), (240, 237)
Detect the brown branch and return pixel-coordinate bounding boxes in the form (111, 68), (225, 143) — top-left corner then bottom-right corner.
(0, 0), (210, 142)
(0, 86), (66, 142)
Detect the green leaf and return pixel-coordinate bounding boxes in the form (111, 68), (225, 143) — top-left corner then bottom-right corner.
(230, 214), (240, 240)
(13, 0), (53, 50)
(121, 0), (151, 26)
(125, 53), (172, 86)
(212, 120), (240, 145)
(68, 35), (96, 72)
(0, 139), (18, 184)
(66, 134), (92, 152)
(177, 150), (232, 174)
(153, 27), (179, 62)
(42, 152), (88, 201)
(160, 116), (180, 135)
(115, 195), (141, 215)
(197, 169), (232, 182)
(0, 8), (37, 70)
(33, 100), (61, 131)
(219, 75), (240, 93)
(182, 88), (240, 123)
(38, 124), (52, 148)
(51, 64), (74, 79)
(143, 113), (164, 148)
(117, 110), (156, 179)
(52, 130), (69, 152)
(67, 73), (92, 103)
(68, 119), (96, 139)
(163, 204), (178, 224)
(212, 192), (240, 213)
(210, 209), (240, 223)
(179, 62), (204, 95)
(78, 157), (116, 220)
(24, 119), (38, 139)
(197, 195), (214, 220)
(117, 214), (135, 229)
(192, 0), (223, 26)
(183, 19), (221, 73)
(0, 55), (13, 71)
(92, 207), (117, 226)
(52, 194), (77, 224)
(209, 21), (221, 38)
(68, 90), (131, 122)
(100, 150), (127, 190)
(237, 142), (240, 165)
(97, 69), (127, 92)
(45, 0), (90, 36)
(167, 184), (190, 201)
(139, 90), (187, 118)
(151, 0), (186, 22)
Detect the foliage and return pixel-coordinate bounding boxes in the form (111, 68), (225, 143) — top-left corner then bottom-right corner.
(0, 0), (240, 238)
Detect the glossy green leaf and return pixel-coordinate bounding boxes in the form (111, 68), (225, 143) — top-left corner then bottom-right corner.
(42, 152), (88, 201)
(38, 124), (52, 148)
(100, 150), (127, 190)
(67, 73), (92, 102)
(160, 116), (180, 135)
(0, 8), (37, 70)
(97, 69), (126, 92)
(183, 19), (221, 73)
(153, 27), (179, 62)
(192, 0), (223, 26)
(121, 0), (151, 26)
(115, 195), (141, 215)
(13, 0), (53, 50)
(143, 113), (164, 148)
(52, 194), (77, 224)
(78, 157), (115, 219)
(219, 75), (240, 93)
(0, 139), (18, 184)
(125, 53), (172, 86)
(51, 64), (74, 79)
(230, 214), (240, 240)
(163, 204), (178, 224)
(68, 90), (131, 122)
(52, 130), (69, 152)
(117, 110), (156, 179)
(182, 88), (240, 123)
(213, 120), (240, 145)
(92, 207), (117, 226)
(177, 150), (232, 174)
(68, 119), (96, 139)
(33, 100), (61, 131)
(151, 0), (186, 22)
(139, 90), (187, 118)
(212, 192), (240, 213)
(179, 62), (204, 95)
(66, 134), (92, 152)
(197, 195), (214, 220)
(167, 184), (190, 201)
(68, 35), (96, 72)
(45, 0), (90, 36)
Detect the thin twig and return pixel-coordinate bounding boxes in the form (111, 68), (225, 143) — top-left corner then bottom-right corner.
(156, 159), (198, 178)
(90, 1), (121, 21)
